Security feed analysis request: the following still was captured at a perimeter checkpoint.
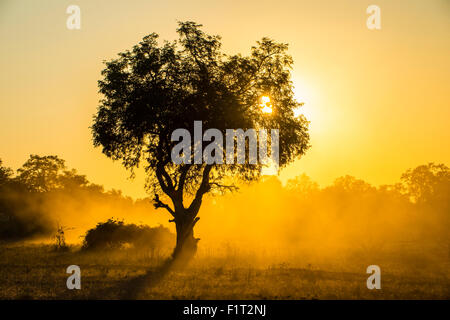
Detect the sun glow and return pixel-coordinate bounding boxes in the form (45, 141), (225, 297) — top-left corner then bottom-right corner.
(260, 96), (273, 114)
(293, 107), (301, 118)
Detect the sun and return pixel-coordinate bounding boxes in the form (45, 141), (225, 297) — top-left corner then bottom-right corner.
(260, 96), (273, 114)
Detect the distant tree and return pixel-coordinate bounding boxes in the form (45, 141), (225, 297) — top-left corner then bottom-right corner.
(92, 21), (310, 262)
(0, 155), (156, 242)
(286, 173), (319, 196)
(16, 155), (66, 192)
(58, 169), (90, 190)
(0, 159), (13, 186)
(401, 163), (450, 205)
(16, 155), (90, 192)
(401, 163), (450, 257)
(330, 175), (374, 194)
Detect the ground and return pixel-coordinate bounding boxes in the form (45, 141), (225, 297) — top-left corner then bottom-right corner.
(0, 245), (448, 299)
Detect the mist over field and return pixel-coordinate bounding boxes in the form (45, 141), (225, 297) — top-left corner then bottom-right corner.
(1, 156), (448, 299)
(1, 157), (448, 276)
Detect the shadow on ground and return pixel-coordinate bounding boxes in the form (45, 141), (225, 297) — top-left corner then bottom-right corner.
(86, 258), (176, 299)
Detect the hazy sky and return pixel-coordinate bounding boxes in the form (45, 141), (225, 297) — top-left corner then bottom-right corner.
(1, 0), (449, 198)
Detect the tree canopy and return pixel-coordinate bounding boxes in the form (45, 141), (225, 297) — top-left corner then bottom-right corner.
(15, 155), (89, 192)
(92, 21), (309, 211)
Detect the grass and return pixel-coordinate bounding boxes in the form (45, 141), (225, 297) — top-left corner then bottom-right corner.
(0, 244), (448, 299)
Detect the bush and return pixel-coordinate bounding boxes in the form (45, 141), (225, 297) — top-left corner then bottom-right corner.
(81, 218), (175, 251)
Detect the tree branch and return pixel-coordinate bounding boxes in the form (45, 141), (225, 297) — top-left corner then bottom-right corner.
(188, 164), (213, 213)
(156, 163), (175, 197)
(152, 194), (175, 217)
(209, 182), (239, 194)
(177, 164), (192, 195)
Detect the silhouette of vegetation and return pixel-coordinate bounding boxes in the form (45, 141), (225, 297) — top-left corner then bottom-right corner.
(1, 154), (448, 258)
(0, 155), (162, 242)
(0, 154), (449, 298)
(53, 224), (71, 252)
(0, 155), (100, 241)
(82, 218), (174, 252)
(401, 163), (450, 205)
(244, 163), (449, 258)
(91, 21), (310, 262)
(0, 159), (13, 186)
(0, 157), (54, 240)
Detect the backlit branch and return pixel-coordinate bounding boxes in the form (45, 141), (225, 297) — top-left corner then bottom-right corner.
(152, 194), (175, 217)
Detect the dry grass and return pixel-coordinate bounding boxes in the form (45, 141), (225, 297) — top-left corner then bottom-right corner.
(0, 244), (448, 300)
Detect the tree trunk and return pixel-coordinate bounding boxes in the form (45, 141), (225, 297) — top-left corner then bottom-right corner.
(171, 215), (199, 264)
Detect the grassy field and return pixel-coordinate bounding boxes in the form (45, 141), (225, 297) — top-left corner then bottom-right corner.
(0, 244), (448, 300)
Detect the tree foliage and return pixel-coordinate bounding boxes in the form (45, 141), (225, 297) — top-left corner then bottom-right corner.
(401, 163), (450, 204)
(15, 155), (90, 192)
(0, 160), (13, 187)
(92, 22), (310, 250)
(0, 155), (109, 241)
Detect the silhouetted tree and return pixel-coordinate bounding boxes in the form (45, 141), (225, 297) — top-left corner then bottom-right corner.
(0, 159), (13, 187)
(401, 163), (450, 254)
(401, 163), (450, 205)
(16, 155), (89, 192)
(92, 22), (310, 262)
(286, 173), (319, 196)
(58, 169), (90, 190)
(16, 155), (66, 192)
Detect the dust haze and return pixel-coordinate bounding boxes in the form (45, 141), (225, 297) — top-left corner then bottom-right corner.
(2, 157), (448, 276)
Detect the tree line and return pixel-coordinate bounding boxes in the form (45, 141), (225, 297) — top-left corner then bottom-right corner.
(0, 155), (159, 241)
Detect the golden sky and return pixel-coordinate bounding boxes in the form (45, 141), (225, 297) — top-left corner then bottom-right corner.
(1, 0), (449, 198)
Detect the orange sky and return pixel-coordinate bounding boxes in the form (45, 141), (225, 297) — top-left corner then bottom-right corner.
(1, 0), (449, 198)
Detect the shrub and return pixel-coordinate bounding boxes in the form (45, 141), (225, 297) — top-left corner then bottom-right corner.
(81, 218), (175, 251)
